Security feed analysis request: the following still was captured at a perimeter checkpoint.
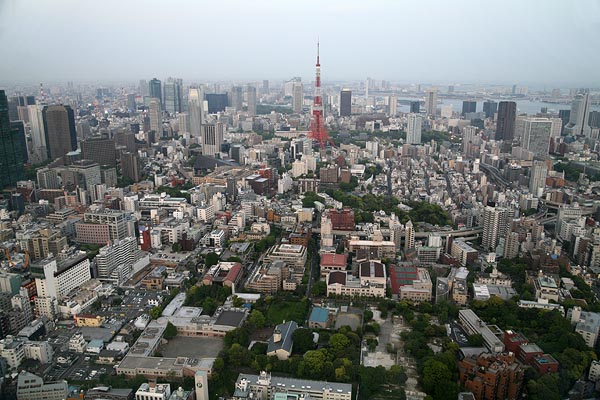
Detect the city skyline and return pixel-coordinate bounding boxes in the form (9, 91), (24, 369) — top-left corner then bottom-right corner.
(1, 0), (599, 85)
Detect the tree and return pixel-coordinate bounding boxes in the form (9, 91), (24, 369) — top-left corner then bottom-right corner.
(249, 310), (266, 328)
(171, 242), (182, 253)
(329, 333), (351, 358)
(422, 359), (452, 394)
(292, 328), (316, 354)
(164, 321), (177, 339)
(311, 281), (327, 297)
(149, 306), (162, 319)
(468, 333), (484, 346)
(303, 349), (327, 377)
(228, 343), (250, 367)
(364, 309), (373, 322)
(205, 252), (220, 268)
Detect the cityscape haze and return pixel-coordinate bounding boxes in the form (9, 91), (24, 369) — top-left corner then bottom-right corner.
(2, 2), (600, 400)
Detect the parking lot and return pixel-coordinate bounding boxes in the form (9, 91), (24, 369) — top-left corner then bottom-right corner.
(449, 321), (470, 347)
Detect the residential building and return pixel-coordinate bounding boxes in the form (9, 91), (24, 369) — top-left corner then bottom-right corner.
(458, 352), (524, 400)
(406, 114), (422, 144)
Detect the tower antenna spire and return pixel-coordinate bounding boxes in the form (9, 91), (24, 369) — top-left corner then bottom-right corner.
(308, 40), (334, 149)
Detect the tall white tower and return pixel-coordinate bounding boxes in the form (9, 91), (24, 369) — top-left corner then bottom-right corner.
(188, 88), (204, 138)
(407, 114), (423, 144)
(195, 370), (209, 400)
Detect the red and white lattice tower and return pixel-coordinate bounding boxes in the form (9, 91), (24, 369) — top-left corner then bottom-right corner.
(308, 41), (334, 149)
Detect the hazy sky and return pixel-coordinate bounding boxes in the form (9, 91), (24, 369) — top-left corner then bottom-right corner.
(1, 0), (599, 86)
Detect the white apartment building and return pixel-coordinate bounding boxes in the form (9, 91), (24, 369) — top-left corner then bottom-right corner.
(34, 253), (91, 300)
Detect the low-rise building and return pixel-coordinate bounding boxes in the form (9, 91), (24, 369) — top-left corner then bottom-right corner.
(16, 371), (68, 400)
(389, 263), (432, 303)
(232, 371), (352, 400)
(459, 309), (505, 353)
(320, 253), (347, 277)
(326, 261), (386, 298)
(202, 262), (243, 290)
(135, 382), (171, 400)
(266, 321), (298, 361)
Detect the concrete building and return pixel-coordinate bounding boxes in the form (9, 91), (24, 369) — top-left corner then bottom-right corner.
(389, 263), (432, 302)
(135, 382), (171, 400)
(425, 89), (437, 116)
(202, 123), (224, 158)
(232, 371), (352, 400)
(326, 260), (386, 298)
(459, 309), (505, 353)
(406, 114), (422, 144)
(16, 371), (68, 400)
(33, 253), (91, 300)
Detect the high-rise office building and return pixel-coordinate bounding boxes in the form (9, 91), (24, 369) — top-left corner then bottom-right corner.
(340, 89), (352, 116)
(292, 82), (304, 113)
(202, 123), (224, 158)
(495, 101), (516, 141)
(529, 160), (548, 197)
(262, 80), (269, 95)
(589, 111), (600, 129)
(230, 86), (243, 111)
(205, 94), (228, 113)
(188, 88), (204, 138)
(425, 89), (437, 116)
(149, 78), (162, 108)
(81, 137), (116, 167)
(522, 118), (553, 156)
(566, 93), (592, 136)
(410, 101), (420, 114)
(482, 206), (508, 252)
(388, 95), (398, 117)
(462, 101), (477, 116)
(121, 152), (141, 182)
(407, 114), (423, 145)
(10, 121), (28, 164)
(558, 109), (571, 134)
(0, 90), (25, 189)
(126, 93), (136, 112)
(42, 104), (77, 160)
(28, 104), (47, 163)
(148, 98), (161, 140)
(163, 78), (182, 114)
(247, 86), (257, 116)
(139, 79), (148, 97)
(483, 100), (498, 119)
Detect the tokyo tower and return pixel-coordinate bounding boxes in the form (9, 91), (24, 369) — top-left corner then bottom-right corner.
(308, 41), (334, 149)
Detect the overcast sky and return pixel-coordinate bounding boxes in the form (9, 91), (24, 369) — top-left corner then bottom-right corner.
(1, 0), (599, 86)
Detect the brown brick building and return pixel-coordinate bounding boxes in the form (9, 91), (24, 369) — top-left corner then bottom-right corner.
(459, 352), (524, 400)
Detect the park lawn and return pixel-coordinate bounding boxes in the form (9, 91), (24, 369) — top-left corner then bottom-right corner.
(266, 300), (309, 325)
